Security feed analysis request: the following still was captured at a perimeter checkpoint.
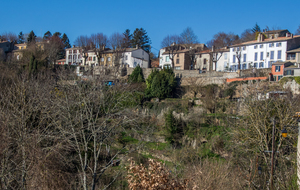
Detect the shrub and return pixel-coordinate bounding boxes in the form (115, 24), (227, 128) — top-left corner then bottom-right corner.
(128, 65), (144, 83)
(145, 68), (176, 99)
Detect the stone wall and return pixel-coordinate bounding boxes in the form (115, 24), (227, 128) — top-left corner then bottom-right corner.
(90, 66), (272, 86)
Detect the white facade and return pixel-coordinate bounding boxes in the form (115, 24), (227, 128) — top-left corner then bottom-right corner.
(228, 34), (300, 71)
(121, 48), (149, 68)
(216, 51), (230, 71)
(159, 48), (171, 68)
(66, 47), (82, 65)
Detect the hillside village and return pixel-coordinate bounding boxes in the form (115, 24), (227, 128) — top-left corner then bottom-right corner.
(1, 27), (300, 189)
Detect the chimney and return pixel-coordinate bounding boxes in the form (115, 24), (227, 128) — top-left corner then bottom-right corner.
(73, 45), (75, 48)
(257, 33), (265, 42)
(136, 44), (138, 49)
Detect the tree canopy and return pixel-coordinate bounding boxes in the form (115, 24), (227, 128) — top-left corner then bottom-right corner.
(145, 68), (176, 99)
(131, 28), (151, 53)
(27, 30), (36, 43)
(180, 27), (198, 45)
(128, 65), (144, 83)
(207, 32), (240, 48)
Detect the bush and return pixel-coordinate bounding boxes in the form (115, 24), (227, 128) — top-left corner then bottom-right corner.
(145, 68), (176, 99)
(128, 65), (144, 83)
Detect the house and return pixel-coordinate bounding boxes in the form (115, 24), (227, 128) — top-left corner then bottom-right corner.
(120, 47), (149, 68)
(286, 47), (300, 66)
(271, 61), (294, 81)
(159, 43), (206, 70)
(65, 46), (82, 65)
(229, 32), (300, 71)
(0, 41), (14, 60)
(264, 29), (290, 39)
(195, 47), (230, 72)
(56, 59), (66, 65)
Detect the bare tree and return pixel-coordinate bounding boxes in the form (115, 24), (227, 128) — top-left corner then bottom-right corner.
(207, 32), (240, 49)
(161, 34), (183, 48)
(180, 27), (198, 45)
(0, 32), (18, 43)
(90, 33), (109, 65)
(55, 78), (141, 190)
(240, 29), (255, 42)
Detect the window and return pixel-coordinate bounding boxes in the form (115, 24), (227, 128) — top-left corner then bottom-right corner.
(232, 48), (235, 51)
(233, 55), (236, 63)
(276, 42), (282, 47)
(108, 57), (111, 61)
(88, 57), (92, 61)
(176, 59), (179, 64)
(68, 55), (72, 59)
(242, 64), (247, 70)
(224, 53), (227, 59)
(73, 55), (76, 60)
(260, 52), (263, 60)
(73, 50), (77, 53)
(125, 55), (128, 60)
(204, 58), (207, 64)
(69, 50), (72, 54)
(275, 66), (281, 72)
(254, 63), (258, 68)
(254, 52), (258, 61)
(101, 58), (104, 62)
(284, 70), (294, 76)
(175, 66), (181, 70)
(267, 52), (269, 57)
(270, 51), (274, 59)
(93, 56), (96, 61)
(254, 45), (257, 49)
(177, 54), (179, 57)
(287, 53), (296, 60)
(243, 54), (246, 62)
(78, 55), (81, 59)
(277, 50), (282, 59)
(269, 43), (274, 47)
(165, 56), (169, 62)
(278, 76), (283, 81)
(260, 44), (263, 48)
(259, 62), (264, 68)
(237, 47), (240, 51)
(243, 46), (246, 50)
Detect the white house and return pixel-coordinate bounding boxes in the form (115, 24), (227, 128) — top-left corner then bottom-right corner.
(65, 46), (82, 65)
(121, 48), (149, 68)
(229, 32), (300, 71)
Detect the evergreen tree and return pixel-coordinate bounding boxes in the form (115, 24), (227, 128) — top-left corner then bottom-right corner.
(17, 32), (25, 44)
(53, 32), (61, 38)
(123, 29), (132, 48)
(43, 31), (52, 40)
(131, 28), (151, 53)
(145, 68), (176, 99)
(27, 30), (36, 43)
(128, 65), (144, 83)
(61, 33), (71, 49)
(252, 23), (261, 33)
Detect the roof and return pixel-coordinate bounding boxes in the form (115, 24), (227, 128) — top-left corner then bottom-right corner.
(162, 49), (190, 55)
(287, 47), (300, 53)
(231, 35), (300, 47)
(272, 61), (294, 66)
(264, 29), (289, 34)
(195, 47), (229, 54)
(57, 59), (66, 62)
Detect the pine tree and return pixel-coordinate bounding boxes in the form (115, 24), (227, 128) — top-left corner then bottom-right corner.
(252, 23), (261, 33)
(123, 29), (132, 48)
(61, 33), (71, 49)
(128, 65), (144, 83)
(17, 32), (25, 44)
(27, 31), (36, 43)
(43, 31), (52, 40)
(131, 28), (151, 53)
(53, 32), (61, 38)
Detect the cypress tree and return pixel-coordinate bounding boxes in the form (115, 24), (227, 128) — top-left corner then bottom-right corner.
(27, 30), (36, 43)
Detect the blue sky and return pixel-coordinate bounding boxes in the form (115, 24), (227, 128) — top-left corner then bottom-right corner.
(1, 0), (299, 55)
